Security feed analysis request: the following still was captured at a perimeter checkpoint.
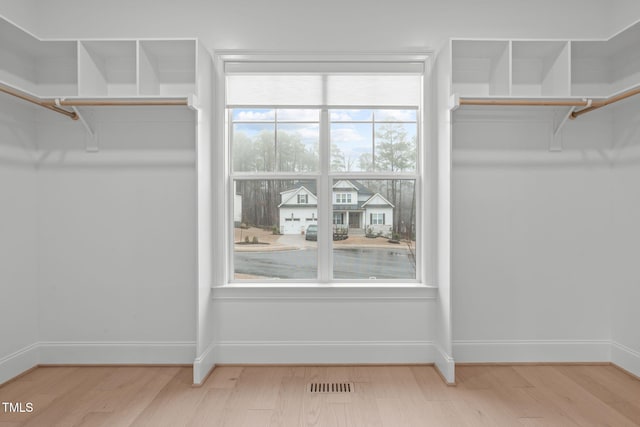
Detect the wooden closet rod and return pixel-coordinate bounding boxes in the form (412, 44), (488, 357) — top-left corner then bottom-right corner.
(570, 86), (640, 119)
(0, 83), (78, 120)
(44, 99), (190, 107)
(459, 85), (640, 119)
(1, 82), (190, 120)
(459, 99), (590, 107)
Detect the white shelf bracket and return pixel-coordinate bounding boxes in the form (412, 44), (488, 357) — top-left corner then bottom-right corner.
(187, 94), (199, 111)
(449, 94), (460, 112)
(68, 105), (98, 153)
(550, 105), (577, 152)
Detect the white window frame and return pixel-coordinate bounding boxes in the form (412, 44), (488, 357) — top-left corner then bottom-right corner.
(215, 52), (434, 287)
(371, 213), (385, 225)
(335, 193), (352, 204)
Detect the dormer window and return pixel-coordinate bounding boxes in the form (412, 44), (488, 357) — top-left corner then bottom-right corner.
(298, 194), (308, 204)
(335, 193), (352, 204)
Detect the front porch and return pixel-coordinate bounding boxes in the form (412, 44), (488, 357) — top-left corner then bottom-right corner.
(332, 210), (365, 233)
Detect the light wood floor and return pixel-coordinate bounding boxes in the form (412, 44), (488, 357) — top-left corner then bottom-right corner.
(1, 364), (639, 426)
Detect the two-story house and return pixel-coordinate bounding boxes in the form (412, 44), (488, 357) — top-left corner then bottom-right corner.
(278, 180), (394, 236)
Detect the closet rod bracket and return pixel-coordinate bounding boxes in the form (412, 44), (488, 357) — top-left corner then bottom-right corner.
(67, 105), (99, 153)
(187, 94), (199, 111)
(550, 105), (579, 152)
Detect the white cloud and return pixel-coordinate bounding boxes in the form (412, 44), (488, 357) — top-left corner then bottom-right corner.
(330, 127), (368, 143)
(277, 109), (319, 121)
(376, 109), (416, 121)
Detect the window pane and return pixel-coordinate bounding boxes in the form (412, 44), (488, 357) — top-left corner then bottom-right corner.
(330, 123), (373, 172)
(375, 109), (417, 122)
(232, 108), (275, 121)
(374, 123), (417, 172)
(231, 109), (320, 173)
(278, 109), (320, 122)
(233, 123), (275, 172)
(330, 109), (373, 122)
(277, 124), (319, 172)
(332, 179), (416, 280)
(234, 179), (318, 280)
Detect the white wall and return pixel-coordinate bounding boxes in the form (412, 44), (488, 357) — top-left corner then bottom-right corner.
(0, 99), (39, 384)
(610, 97), (640, 376)
(16, 0), (618, 51)
(211, 287), (437, 364)
(0, 0), (37, 33)
(452, 108), (615, 363)
(609, 0), (640, 35)
(0, 1), (639, 378)
(35, 108), (197, 364)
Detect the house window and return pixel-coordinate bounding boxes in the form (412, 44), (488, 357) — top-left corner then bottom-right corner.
(335, 193), (352, 204)
(371, 213), (385, 225)
(227, 57), (425, 283)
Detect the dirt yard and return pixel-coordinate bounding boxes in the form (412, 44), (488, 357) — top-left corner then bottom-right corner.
(234, 227), (414, 251)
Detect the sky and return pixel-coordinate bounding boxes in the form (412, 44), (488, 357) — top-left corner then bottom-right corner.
(232, 108), (417, 172)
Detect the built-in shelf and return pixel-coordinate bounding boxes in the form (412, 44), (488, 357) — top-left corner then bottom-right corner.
(572, 23), (640, 97)
(78, 41), (137, 97)
(138, 40), (196, 97)
(452, 20), (640, 104)
(452, 40), (510, 97)
(0, 18), (77, 97)
(0, 17), (197, 102)
(512, 41), (570, 97)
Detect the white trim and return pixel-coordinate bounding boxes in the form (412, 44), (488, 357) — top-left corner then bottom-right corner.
(361, 192), (395, 208)
(193, 341), (216, 385)
(213, 340), (435, 364)
(38, 341), (196, 365)
(433, 343), (456, 384)
(453, 339), (611, 363)
(225, 60), (425, 74)
(278, 185), (318, 207)
(0, 343), (39, 385)
(332, 180), (359, 191)
(211, 285), (437, 300)
(611, 341), (640, 378)
(33, 150), (195, 168)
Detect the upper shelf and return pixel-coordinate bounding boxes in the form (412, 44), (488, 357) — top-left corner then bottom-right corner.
(451, 20), (640, 100)
(0, 17), (198, 99)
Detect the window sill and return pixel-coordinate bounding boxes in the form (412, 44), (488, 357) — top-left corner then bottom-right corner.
(210, 283), (438, 301)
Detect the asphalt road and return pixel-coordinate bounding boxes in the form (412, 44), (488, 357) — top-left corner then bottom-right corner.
(234, 247), (415, 280)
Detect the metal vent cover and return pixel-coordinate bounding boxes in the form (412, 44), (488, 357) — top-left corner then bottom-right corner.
(308, 382), (354, 393)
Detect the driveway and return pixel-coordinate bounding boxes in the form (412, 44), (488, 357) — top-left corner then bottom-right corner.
(234, 246), (415, 280)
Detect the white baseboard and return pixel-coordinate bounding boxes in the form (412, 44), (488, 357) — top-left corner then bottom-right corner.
(38, 341), (196, 365)
(433, 344), (455, 384)
(453, 340), (611, 363)
(611, 341), (640, 378)
(193, 342), (216, 385)
(0, 343), (39, 385)
(214, 341), (435, 365)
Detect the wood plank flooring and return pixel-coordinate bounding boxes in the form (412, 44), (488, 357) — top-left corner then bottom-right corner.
(0, 364), (639, 426)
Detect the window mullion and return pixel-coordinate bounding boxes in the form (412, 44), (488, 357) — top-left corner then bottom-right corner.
(318, 108), (331, 283)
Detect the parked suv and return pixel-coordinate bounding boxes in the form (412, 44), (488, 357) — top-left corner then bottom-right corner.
(305, 224), (318, 241)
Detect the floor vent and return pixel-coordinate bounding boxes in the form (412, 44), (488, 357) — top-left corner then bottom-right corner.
(308, 382), (354, 393)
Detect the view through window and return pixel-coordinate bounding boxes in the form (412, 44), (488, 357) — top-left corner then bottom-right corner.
(227, 67), (422, 282)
